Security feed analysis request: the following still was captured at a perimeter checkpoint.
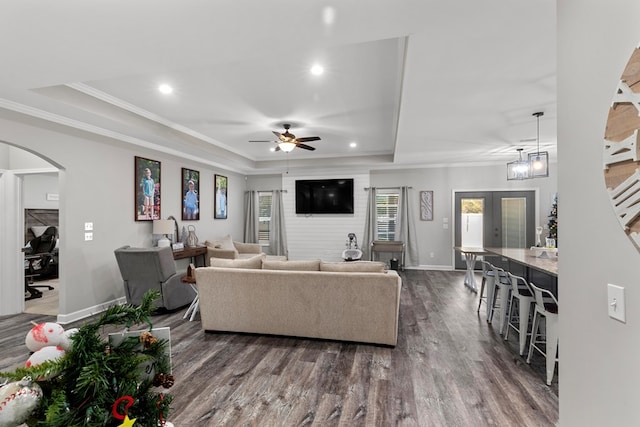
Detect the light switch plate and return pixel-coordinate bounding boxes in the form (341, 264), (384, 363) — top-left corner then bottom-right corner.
(84, 232), (93, 241)
(607, 283), (626, 323)
(84, 222), (93, 231)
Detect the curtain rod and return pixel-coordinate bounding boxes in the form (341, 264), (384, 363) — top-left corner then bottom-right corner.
(244, 189), (287, 193)
(364, 186), (413, 190)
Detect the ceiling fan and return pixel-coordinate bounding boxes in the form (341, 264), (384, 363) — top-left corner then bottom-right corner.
(250, 123), (321, 152)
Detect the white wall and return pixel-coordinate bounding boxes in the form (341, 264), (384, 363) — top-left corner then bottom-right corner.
(0, 120), (245, 321)
(22, 174), (59, 210)
(247, 164), (558, 268)
(558, 1), (640, 424)
(370, 164), (558, 268)
(283, 172), (369, 261)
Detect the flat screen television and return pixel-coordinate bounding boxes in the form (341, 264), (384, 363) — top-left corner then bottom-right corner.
(295, 178), (354, 214)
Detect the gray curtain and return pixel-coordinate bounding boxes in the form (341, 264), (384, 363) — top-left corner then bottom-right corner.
(399, 186), (419, 266)
(243, 191), (258, 243)
(361, 188), (377, 260)
(269, 190), (288, 257)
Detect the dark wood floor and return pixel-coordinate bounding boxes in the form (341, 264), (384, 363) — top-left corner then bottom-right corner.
(0, 270), (558, 426)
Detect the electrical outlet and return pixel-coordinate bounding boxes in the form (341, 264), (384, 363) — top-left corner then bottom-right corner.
(607, 283), (626, 323)
(84, 232), (93, 241)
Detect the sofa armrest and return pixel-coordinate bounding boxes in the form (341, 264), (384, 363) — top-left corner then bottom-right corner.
(233, 241), (261, 254)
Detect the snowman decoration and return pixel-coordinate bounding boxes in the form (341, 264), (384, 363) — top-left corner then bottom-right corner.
(0, 322), (77, 427)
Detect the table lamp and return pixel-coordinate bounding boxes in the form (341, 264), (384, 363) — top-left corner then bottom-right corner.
(153, 219), (175, 247)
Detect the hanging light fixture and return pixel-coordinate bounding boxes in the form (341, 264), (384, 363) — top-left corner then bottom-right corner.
(507, 148), (530, 180)
(527, 111), (549, 178)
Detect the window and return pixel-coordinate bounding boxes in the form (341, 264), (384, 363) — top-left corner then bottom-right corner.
(258, 192), (272, 245)
(376, 190), (399, 241)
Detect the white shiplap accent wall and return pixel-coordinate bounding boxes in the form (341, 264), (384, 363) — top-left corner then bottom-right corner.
(283, 173), (369, 261)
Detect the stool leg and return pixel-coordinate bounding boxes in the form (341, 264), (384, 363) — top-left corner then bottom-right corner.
(518, 300), (533, 356)
(545, 315), (559, 385)
(498, 285), (510, 334)
(477, 276), (486, 312)
(527, 310), (541, 364)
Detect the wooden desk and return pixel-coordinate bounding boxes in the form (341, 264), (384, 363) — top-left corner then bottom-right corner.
(173, 245), (207, 267)
(454, 246), (492, 292)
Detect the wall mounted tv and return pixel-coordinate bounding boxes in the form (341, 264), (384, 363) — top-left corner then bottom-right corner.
(295, 178), (354, 214)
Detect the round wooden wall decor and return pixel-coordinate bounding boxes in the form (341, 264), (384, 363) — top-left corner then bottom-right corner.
(604, 45), (640, 252)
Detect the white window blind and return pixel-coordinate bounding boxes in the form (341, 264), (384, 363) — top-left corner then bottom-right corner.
(258, 192), (272, 245)
(376, 190), (399, 241)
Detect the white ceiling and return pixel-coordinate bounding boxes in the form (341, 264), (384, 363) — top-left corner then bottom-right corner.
(0, 0), (556, 175)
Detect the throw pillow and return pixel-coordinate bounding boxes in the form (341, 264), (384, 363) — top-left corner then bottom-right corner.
(262, 259), (321, 271)
(207, 234), (235, 250)
(210, 253), (264, 269)
(320, 261), (386, 273)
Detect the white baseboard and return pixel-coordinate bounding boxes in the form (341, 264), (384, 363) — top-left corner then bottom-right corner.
(56, 296), (126, 325)
(405, 264), (454, 271)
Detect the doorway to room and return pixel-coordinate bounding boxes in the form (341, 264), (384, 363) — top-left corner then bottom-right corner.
(1, 143), (60, 316)
(453, 190), (536, 270)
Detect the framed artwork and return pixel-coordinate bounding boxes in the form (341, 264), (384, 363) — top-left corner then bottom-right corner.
(214, 174), (228, 219)
(420, 190), (433, 221)
(181, 168), (200, 221)
(135, 156), (161, 221)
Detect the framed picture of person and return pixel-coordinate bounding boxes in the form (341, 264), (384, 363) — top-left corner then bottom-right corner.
(181, 168), (200, 221)
(214, 174), (227, 219)
(135, 156), (161, 221)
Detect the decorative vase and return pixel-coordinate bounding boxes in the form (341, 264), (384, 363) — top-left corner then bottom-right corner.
(186, 225), (199, 248)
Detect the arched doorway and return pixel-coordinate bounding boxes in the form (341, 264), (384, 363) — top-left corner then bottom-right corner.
(0, 143), (60, 316)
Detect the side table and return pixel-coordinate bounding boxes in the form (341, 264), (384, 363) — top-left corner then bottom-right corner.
(173, 245), (208, 267)
(181, 275), (199, 321)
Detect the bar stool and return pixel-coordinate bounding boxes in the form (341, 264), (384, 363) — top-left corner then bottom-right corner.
(527, 283), (559, 386)
(477, 260), (503, 314)
(504, 272), (536, 356)
(488, 265), (511, 334)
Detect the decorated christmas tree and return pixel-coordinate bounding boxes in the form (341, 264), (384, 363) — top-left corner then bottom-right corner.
(548, 194), (558, 243)
(0, 291), (174, 427)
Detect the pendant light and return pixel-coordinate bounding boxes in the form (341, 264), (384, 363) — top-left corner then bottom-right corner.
(528, 111), (549, 178)
(507, 148), (530, 180)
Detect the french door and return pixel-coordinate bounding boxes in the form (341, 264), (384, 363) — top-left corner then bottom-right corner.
(454, 190), (535, 270)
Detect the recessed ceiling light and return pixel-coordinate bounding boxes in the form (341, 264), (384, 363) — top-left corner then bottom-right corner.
(350, 142), (357, 148)
(158, 84), (173, 94)
(310, 64), (324, 76)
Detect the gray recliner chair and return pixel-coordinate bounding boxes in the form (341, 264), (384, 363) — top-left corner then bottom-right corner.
(114, 245), (196, 310)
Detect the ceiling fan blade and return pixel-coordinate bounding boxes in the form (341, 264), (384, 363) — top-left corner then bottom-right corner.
(274, 145), (281, 152)
(296, 136), (321, 143)
(272, 131), (285, 142)
(297, 143), (316, 151)
(248, 140), (273, 143)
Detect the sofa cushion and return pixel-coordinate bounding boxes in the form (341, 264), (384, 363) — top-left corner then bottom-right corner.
(320, 261), (386, 273)
(233, 241), (261, 254)
(262, 259), (321, 271)
(210, 253), (264, 269)
(206, 234), (235, 250)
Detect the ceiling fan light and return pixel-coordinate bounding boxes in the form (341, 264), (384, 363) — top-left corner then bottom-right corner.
(279, 142), (296, 152)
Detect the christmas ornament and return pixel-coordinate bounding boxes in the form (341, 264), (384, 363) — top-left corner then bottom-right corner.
(59, 328), (78, 351)
(152, 373), (175, 389)
(139, 331), (158, 348)
(25, 345), (65, 368)
(24, 322), (65, 352)
(112, 395), (136, 426)
(0, 376), (43, 427)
